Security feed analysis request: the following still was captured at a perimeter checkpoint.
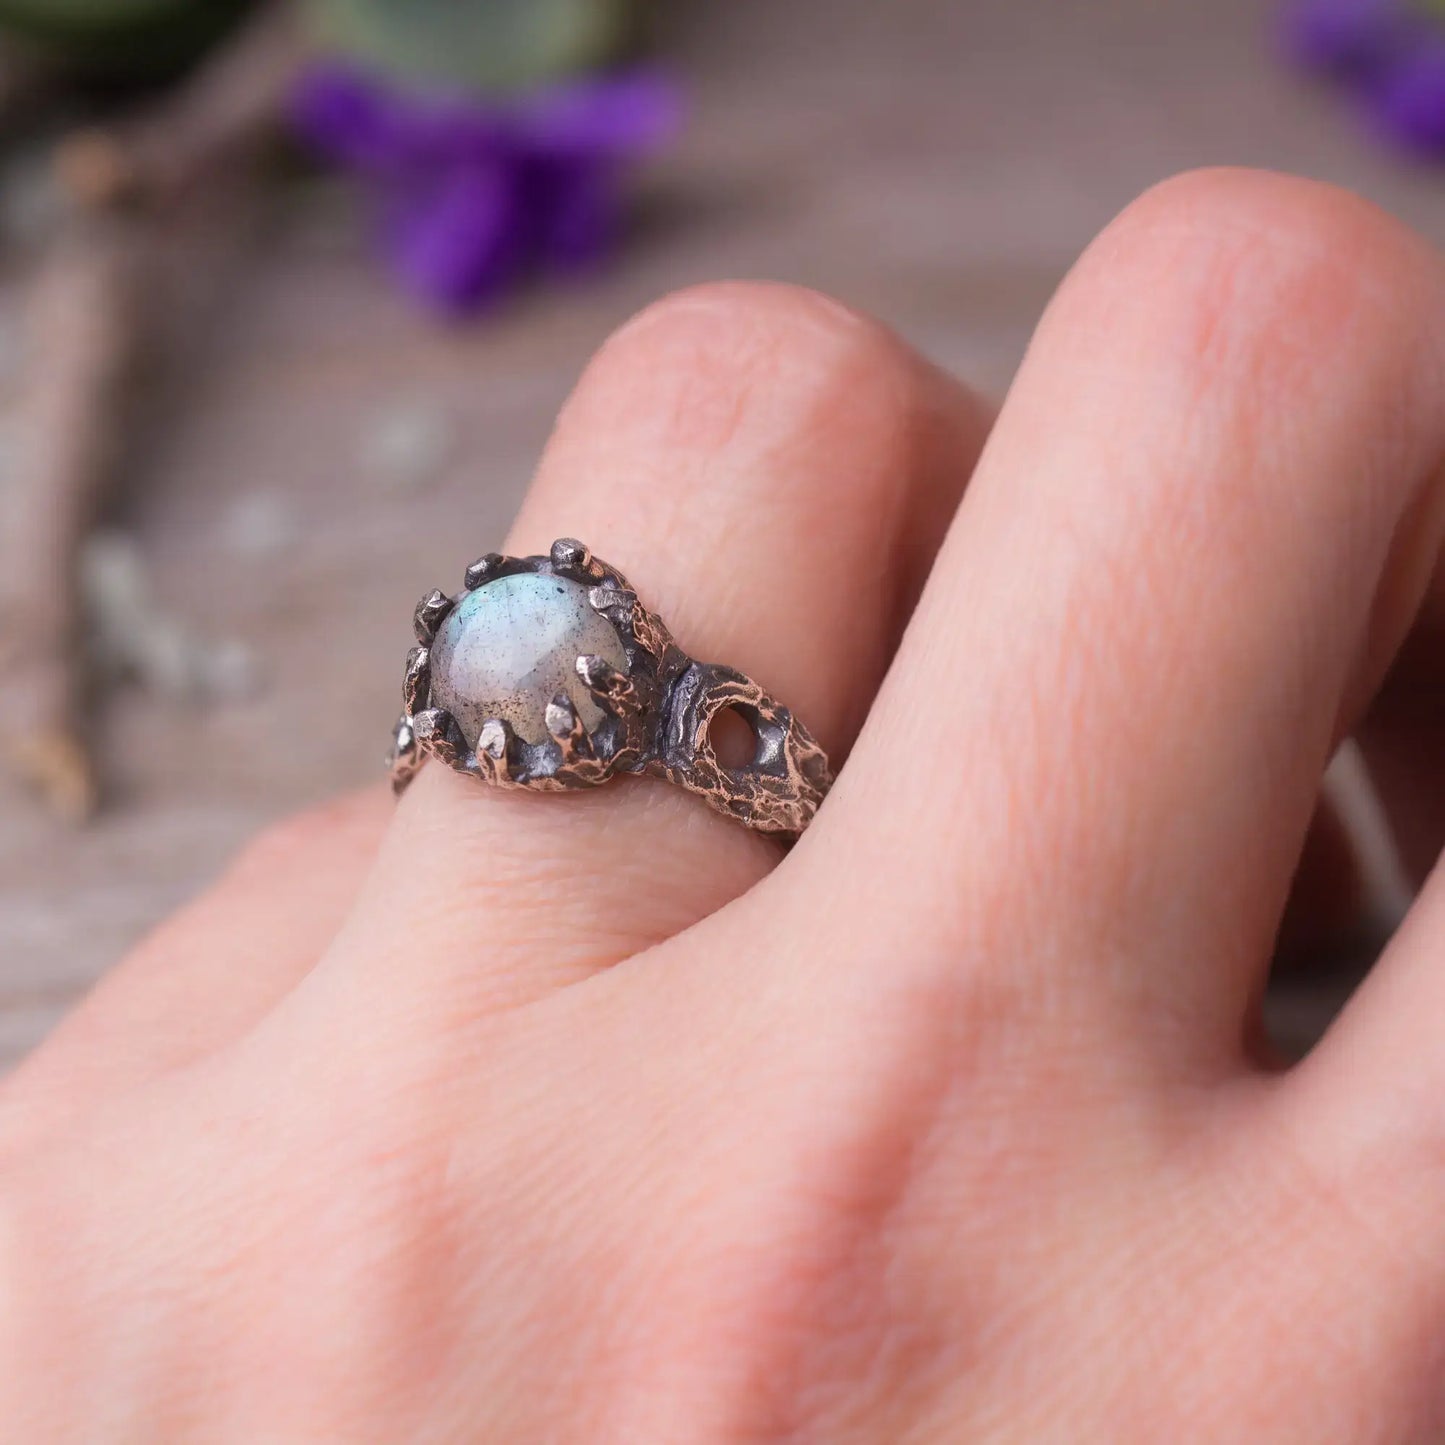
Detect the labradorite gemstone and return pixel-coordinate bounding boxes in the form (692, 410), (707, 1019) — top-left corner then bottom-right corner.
(428, 572), (627, 747)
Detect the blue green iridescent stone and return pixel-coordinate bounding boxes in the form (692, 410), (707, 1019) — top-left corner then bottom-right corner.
(428, 573), (626, 747)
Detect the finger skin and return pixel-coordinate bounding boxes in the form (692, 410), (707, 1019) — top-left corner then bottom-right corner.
(0, 788), (391, 1152)
(327, 282), (993, 1021)
(1282, 838), (1445, 1361)
(796, 168), (1445, 1068)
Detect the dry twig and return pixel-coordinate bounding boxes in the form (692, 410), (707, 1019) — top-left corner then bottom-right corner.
(58, 1), (306, 210)
(0, 0), (308, 818)
(0, 218), (141, 818)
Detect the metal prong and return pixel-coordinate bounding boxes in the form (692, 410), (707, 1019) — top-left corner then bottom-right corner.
(576, 653), (635, 703)
(477, 717), (509, 756)
(476, 717), (516, 783)
(463, 553), (504, 590)
(387, 714), (421, 794)
(550, 537), (593, 573)
(544, 692), (595, 767)
(402, 645), (430, 715)
(413, 589), (454, 645)
(545, 692), (581, 740)
(587, 585), (636, 622)
(411, 708), (465, 769)
(389, 714), (416, 762)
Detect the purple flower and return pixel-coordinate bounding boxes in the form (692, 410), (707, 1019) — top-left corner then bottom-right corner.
(1277, 0), (1415, 76)
(290, 64), (681, 314)
(1368, 32), (1445, 150)
(1278, 0), (1445, 158)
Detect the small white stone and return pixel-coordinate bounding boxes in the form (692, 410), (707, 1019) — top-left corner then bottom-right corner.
(429, 573), (627, 747)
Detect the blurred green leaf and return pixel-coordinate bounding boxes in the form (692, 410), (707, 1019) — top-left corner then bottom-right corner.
(309, 0), (646, 93)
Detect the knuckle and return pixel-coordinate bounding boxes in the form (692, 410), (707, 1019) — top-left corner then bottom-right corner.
(1029, 168), (1443, 560)
(1060, 167), (1435, 400)
(562, 281), (913, 463)
(1119, 166), (1418, 265)
(605, 280), (885, 372)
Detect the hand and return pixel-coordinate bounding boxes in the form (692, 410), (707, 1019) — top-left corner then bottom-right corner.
(2, 168), (1443, 1442)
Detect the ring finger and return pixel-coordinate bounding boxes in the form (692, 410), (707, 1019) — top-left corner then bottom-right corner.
(317, 281), (992, 1023)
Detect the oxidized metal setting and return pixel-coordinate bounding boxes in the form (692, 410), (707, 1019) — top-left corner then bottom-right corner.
(388, 539), (832, 838)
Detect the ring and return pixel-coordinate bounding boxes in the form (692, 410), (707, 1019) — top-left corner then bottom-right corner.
(388, 539), (833, 838)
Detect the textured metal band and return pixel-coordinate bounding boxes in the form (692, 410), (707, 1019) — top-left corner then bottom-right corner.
(387, 539), (833, 839)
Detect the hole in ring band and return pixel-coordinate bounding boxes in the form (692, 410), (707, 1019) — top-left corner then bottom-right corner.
(707, 704), (760, 771)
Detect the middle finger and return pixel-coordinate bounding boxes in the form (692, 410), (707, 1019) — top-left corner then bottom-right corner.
(799, 170), (1445, 1070)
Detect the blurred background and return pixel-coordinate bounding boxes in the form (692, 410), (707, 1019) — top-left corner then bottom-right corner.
(0, 0), (1441, 1065)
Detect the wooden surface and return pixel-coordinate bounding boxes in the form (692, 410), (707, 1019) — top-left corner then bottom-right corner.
(1, 0), (1442, 1064)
